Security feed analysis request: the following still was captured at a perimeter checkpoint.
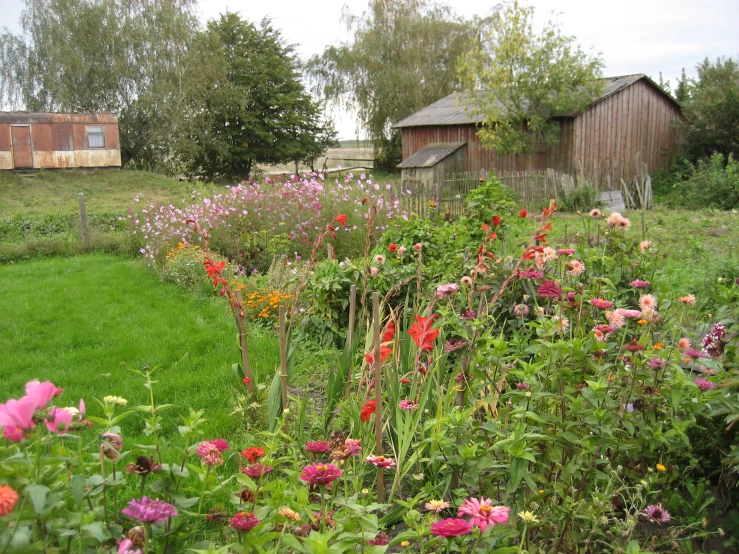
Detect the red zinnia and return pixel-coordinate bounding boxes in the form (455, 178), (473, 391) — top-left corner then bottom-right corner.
(388, 243), (398, 253)
(408, 315), (439, 352)
(299, 463), (343, 485)
(491, 215), (501, 227)
(430, 518), (473, 537)
(537, 281), (562, 299)
(333, 214), (347, 226)
(360, 400), (377, 423)
(241, 447), (265, 463)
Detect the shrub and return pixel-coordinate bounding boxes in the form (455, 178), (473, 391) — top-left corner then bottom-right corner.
(672, 152), (739, 209)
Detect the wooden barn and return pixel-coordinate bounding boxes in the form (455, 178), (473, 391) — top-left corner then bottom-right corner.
(395, 74), (682, 187)
(0, 112), (121, 170)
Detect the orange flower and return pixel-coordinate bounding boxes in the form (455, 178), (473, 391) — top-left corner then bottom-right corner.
(637, 319), (648, 325)
(654, 342), (664, 350)
(0, 485), (19, 517)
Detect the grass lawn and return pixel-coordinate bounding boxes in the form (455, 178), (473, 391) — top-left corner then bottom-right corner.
(0, 254), (284, 444)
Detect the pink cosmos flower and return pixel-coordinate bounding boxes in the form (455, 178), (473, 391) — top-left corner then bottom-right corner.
(366, 455), (396, 468)
(399, 400), (419, 411)
(229, 511), (260, 531)
(305, 441), (331, 454)
(299, 463), (342, 485)
(678, 295), (696, 305)
(121, 497), (178, 523)
(458, 497), (510, 532)
(430, 518), (473, 537)
(45, 408), (74, 434)
(0, 396), (37, 431)
(631, 279), (651, 288)
(643, 503), (670, 524)
(436, 283), (461, 299)
(695, 378), (715, 390)
(25, 380), (61, 410)
(2, 426), (25, 442)
(242, 463), (273, 478)
(590, 298), (613, 309)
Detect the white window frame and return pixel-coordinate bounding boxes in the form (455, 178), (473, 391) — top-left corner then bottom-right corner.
(86, 125), (106, 149)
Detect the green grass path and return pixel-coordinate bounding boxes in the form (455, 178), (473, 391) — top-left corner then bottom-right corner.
(0, 254), (280, 440)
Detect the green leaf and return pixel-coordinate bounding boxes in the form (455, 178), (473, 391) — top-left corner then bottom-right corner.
(71, 475), (85, 507)
(26, 484), (50, 514)
(83, 522), (110, 543)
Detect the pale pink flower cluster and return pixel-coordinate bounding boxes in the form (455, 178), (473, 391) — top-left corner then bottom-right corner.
(436, 283), (461, 299)
(640, 240), (653, 252)
(606, 212), (631, 230)
(639, 294), (658, 320)
(589, 208), (602, 218)
(679, 294), (696, 305)
(551, 315), (569, 333)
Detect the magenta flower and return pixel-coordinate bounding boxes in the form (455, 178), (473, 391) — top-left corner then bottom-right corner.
(556, 248), (575, 255)
(703, 323), (726, 357)
(537, 281), (562, 299)
(305, 441), (331, 454)
(430, 518), (473, 537)
(2, 425), (24, 442)
(399, 400), (419, 411)
(631, 279), (651, 288)
(366, 455), (396, 468)
(646, 357), (666, 371)
(229, 511), (260, 531)
(516, 382), (530, 390)
(0, 396), (37, 431)
(590, 298), (613, 309)
(196, 441), (224, 467)
(684, 348), (703, 360)
(210, 439), (229, 452)
(25, 380), (61, 410)
(118, 539), (142, 554)
(344, 439), (362, 456)
(45, 408), (74, 434)
(516, 269), (544, 279)
(121, 497), (178, 524)
(368, 531), (390, 546)
(436, 283), (461, 299)
(695, 378), (715, 391)
(513, 304), (530, 317)
(242, 463), (273, 478)
(299, 463), (342, 485)
(617, 308), (642, 319)
(643, 503), (670, 523)
(458, 497), (510, 532)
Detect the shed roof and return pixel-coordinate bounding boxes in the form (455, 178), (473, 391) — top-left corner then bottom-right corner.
(0, 112), (118, 124)
(394, 74), (679, 128)
(397, 142), (466, 169)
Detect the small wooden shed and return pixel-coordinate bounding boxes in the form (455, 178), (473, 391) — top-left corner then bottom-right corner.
(0, 112), (121, 170)
(397, 142), (466, 190)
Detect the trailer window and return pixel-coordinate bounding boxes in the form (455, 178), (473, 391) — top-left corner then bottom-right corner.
(87, 126), (105, 148)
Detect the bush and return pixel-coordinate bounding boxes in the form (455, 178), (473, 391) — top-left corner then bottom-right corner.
(556, 183), (600, 212)
(672, 153), (739, 209)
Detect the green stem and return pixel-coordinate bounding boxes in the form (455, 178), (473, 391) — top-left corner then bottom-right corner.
(1, 496), (26, 554)
(319, 486), (326, 533)
(197, 466), (211, 517)
(143, 523), (151, 554)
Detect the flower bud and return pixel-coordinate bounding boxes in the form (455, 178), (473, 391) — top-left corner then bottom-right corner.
(128, 526), (145, 546)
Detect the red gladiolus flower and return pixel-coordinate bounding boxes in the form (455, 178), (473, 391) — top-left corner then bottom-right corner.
(241, 447), (265, 463)
(204, 260), (226, 277)
(333, 214), (347, 226)
(382, 321), (395, 343)
(388, 243), (398, 253)
(242, 377), (251, 385)
(491, 215), (501, 227)
(364, 346), (393, 367)
(408, 315), (439, 352)
(360, 400), (377, 423)
(520, 209), (528, 218)
(400, 378), (411, 384)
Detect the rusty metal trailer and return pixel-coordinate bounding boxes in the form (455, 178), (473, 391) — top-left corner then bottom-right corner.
(0, 112), (121, 170)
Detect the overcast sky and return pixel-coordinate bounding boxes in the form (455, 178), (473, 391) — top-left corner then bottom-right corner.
(2, 0), (738, 138)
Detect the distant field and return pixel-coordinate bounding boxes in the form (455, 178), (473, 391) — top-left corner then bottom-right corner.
(259, 145), (374, 175)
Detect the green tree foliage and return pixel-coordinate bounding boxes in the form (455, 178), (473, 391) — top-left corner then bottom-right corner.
(306, 0), (473, 167)
(0, 0), (202, 171)
(457, 0), (603, 158)
(678, 57), (739, 162)
(180, 13), (336, 181)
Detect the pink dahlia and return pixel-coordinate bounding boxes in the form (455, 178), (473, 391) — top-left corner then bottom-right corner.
(242, 463), (273, 478)
(430, 518), (472, 537)
(229, 511), (260, 531)
(643, 503), (670, 524)
(121, 497), (178, 524)
(695, 378), (715, 391)
(458, 497), (510, 532)
(537, 281), (562, 299)
(299, 463), (342, 485)
(590, 298), (613, 309)
(305, 441), (331, 454)
(366, 455), (396, 468)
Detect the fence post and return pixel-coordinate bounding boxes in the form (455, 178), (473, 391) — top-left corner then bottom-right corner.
(78, 192), (90, 250)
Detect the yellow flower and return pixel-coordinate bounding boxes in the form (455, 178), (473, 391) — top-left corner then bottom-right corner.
(656, 463), (666, 472)
(400, 541), (410, 548)
(519, 511), (539, 523)
(278, 507), (301, 522)
(538, 489), (544, 494)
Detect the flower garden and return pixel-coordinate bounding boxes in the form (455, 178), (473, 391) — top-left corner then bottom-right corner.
(1, 171), (739, 554)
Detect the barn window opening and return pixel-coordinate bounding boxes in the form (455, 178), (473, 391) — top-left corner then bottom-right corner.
(87, 126), (105, 148)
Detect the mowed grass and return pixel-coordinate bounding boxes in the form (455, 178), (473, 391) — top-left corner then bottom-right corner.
(0, 254), (281, 444)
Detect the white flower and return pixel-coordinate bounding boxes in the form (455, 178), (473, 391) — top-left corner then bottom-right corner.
(103, 395), (128, 405)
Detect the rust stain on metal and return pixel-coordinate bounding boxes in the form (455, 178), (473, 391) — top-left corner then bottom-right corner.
(0, 112), (118, 125)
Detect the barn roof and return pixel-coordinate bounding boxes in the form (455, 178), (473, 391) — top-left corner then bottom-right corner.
(394, 74), (679, 128)
(0, 112), (118, 124)
(397, 142), (466, 169)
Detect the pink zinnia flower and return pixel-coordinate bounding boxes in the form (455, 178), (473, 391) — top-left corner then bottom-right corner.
(616, 308), (642, 319)
(45, 408), (74, 434)
(513, 304), (530, 317)
(606, 212), (631, 230)
(639, 294), (658, 312)
(118, 539), (142, 554)
(0, 396), (37, 431)
(430, 518), (473, 537)
(695, 378), (715, 391)
(605, 310), (625, 330)
(537, 281), (562, 299)
(369, 267), (379, 277)
(424, 500), (450, 513)
(399, 400), (419, 411)
(557, 248), (575, 256)
(631, 279), (651, 288)
(211, 439), (229, 452)
(368, 531), (390, 546)
(646, 357), (666, 370)
(344, 438), (362, 456)
(516, 269), (544, 279)
(703, 323), (726, 357)
(516, 382), (530, 390)
(413, 243), (422, 251)
(366, 455), (395, 468)
(299, 463), (342, 485)
(566, 260), (585, 276)
(590, 298), (613, 309)
(684, 348), (703, 360)
(196, 442), (224, 467)
(458, 497), (510, 532)
(678, 338), (691, 351)
(305, 441), (331, 454)
(242, 463), (273, 478)
(229, 511), (260, 531)
(678, 295), (696, 305)
(643, 503), (670, 524)
(121, 497), (178, 523)
(398, 245), (407, 256)
(551, 315), (569, 333)
(460, 276), (473, 288)
(593, 329), (608, 343)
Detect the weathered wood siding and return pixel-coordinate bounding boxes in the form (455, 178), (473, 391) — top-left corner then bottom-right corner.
(570, 79), (682, 183)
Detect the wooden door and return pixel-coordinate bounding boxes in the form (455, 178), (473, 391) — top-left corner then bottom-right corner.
(11, 126), (33, 168)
